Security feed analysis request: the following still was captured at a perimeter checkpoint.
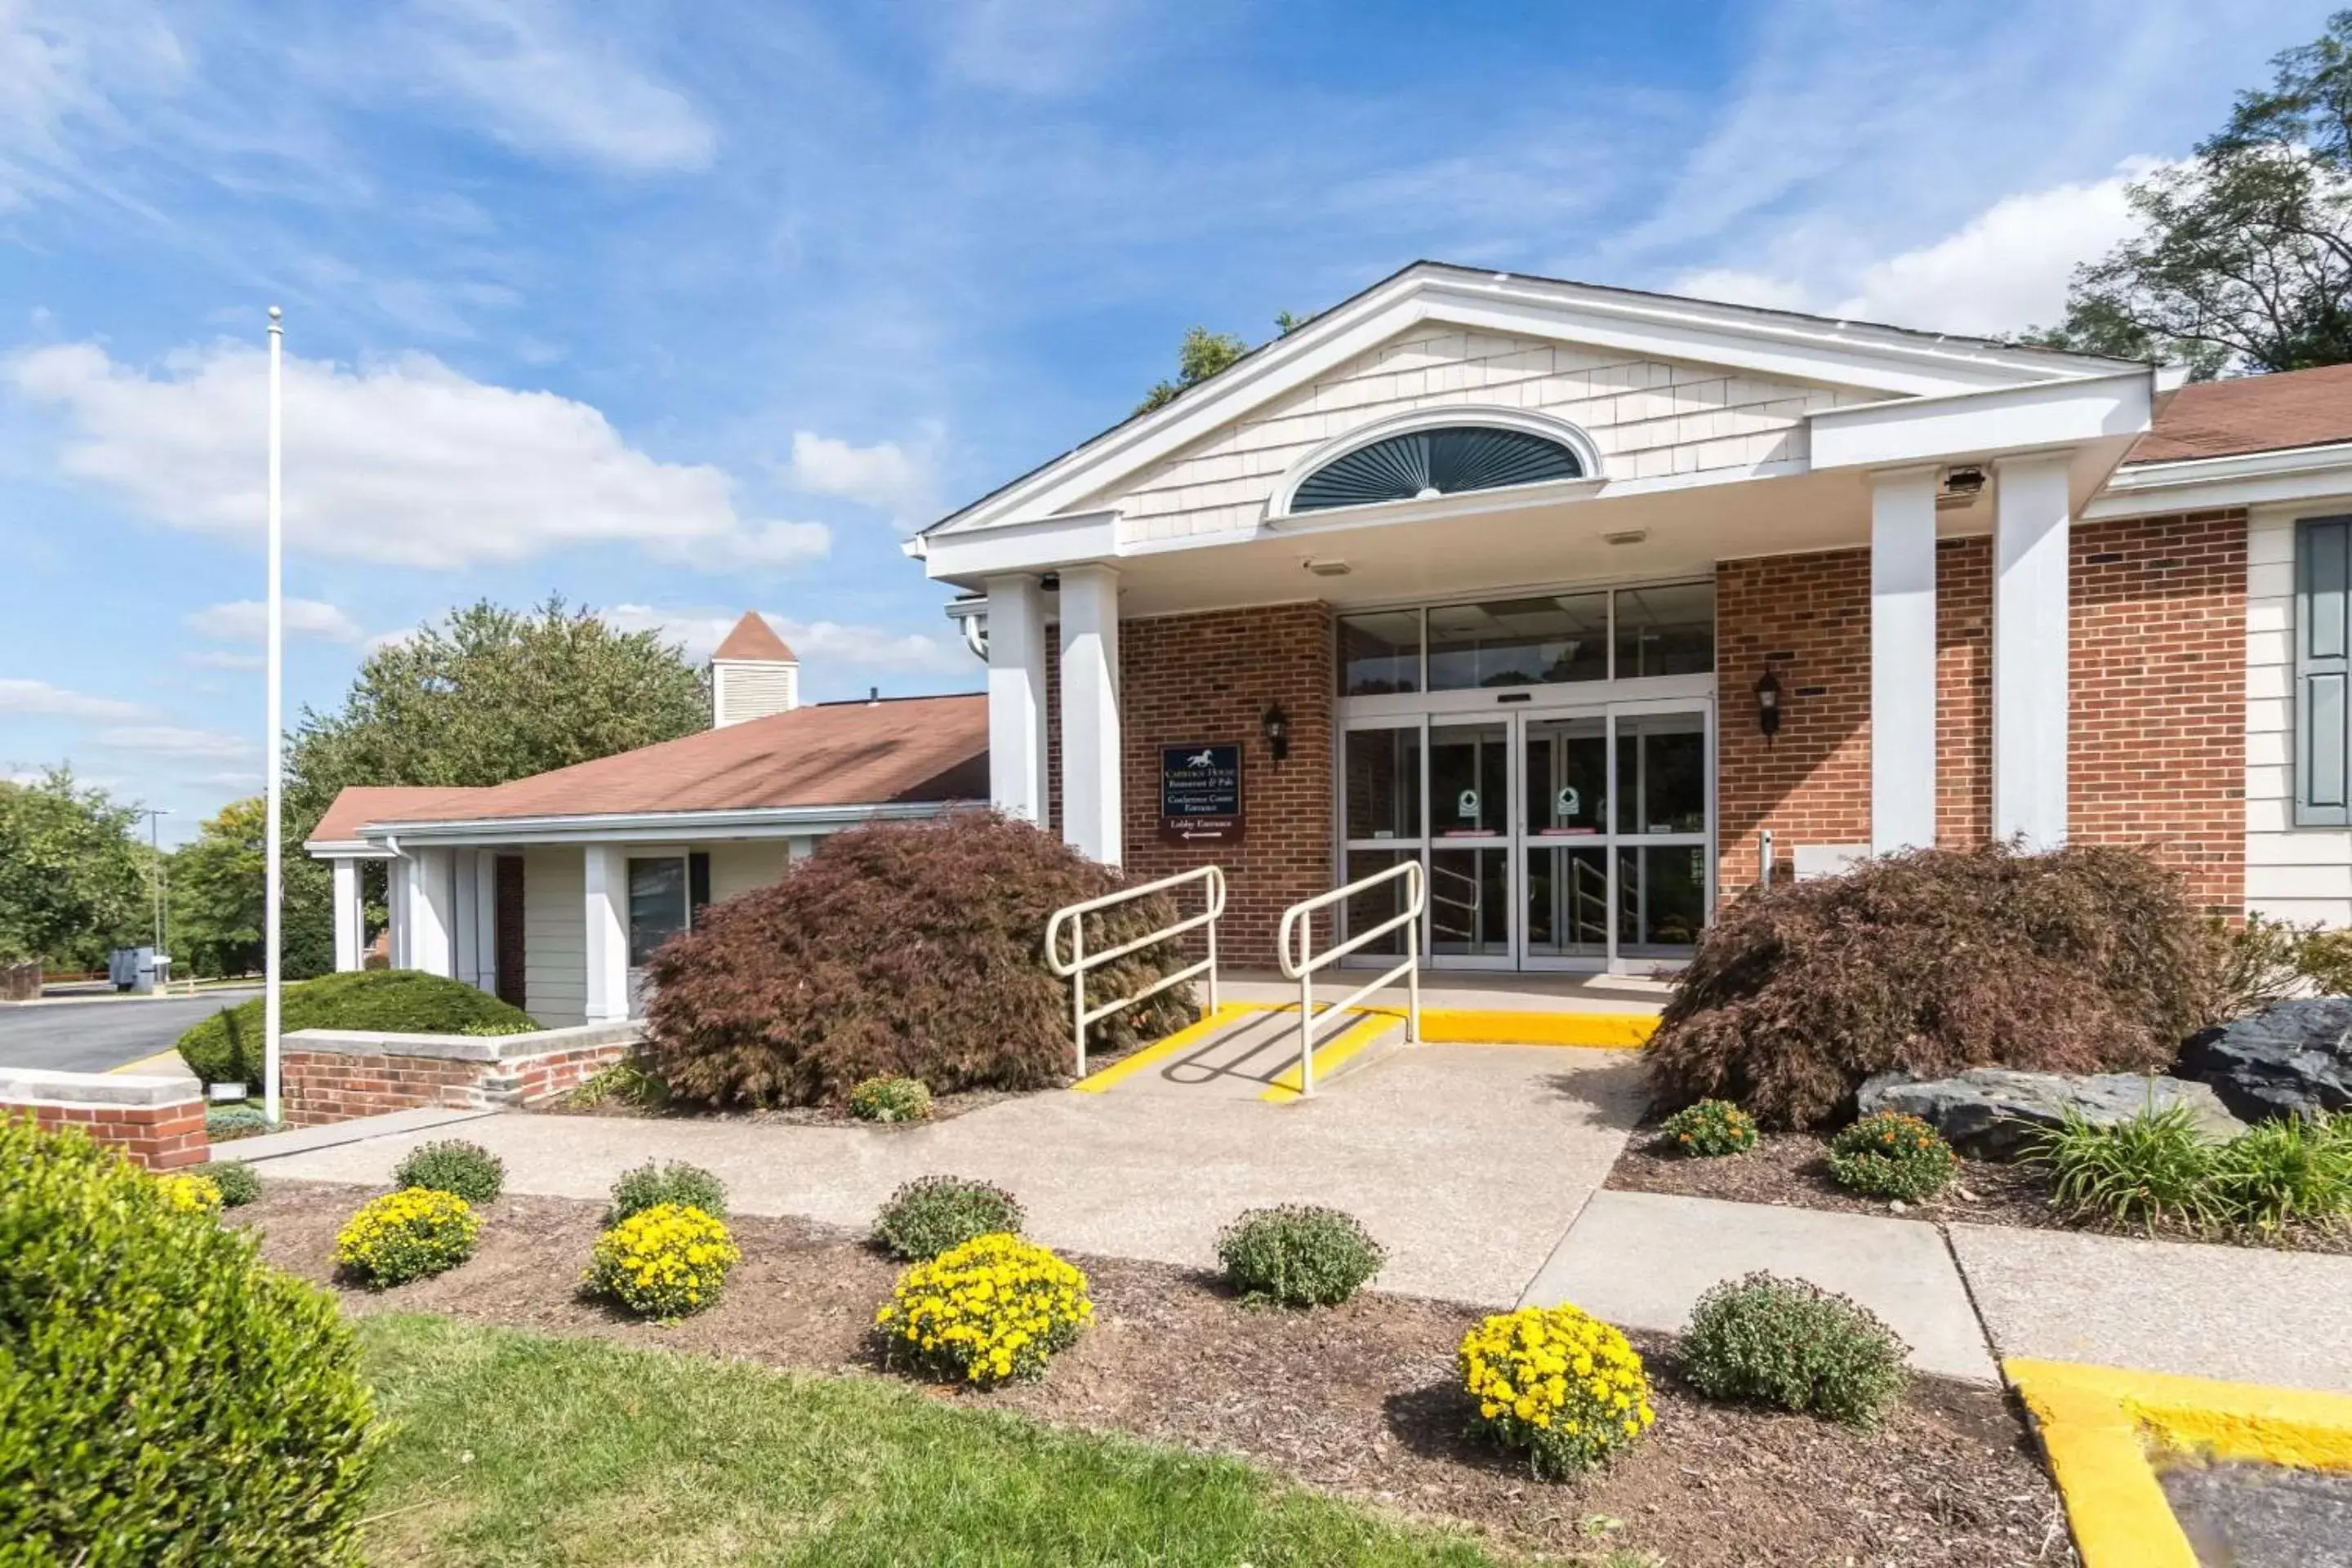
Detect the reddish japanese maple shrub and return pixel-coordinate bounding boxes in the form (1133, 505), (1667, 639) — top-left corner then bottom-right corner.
(640, 813), (1195, 1107)
(1644, 842), (2208, 1129)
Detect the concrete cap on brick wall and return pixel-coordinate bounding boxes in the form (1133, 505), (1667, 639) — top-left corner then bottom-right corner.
(286, 1020), (643, 1064)
(0, 1068), (203, 1109)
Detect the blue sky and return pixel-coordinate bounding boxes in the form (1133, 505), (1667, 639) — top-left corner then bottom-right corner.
(0, 0), (2335, 843)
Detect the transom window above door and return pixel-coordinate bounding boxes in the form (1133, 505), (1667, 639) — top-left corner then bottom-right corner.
(1337, 581), (1715, 697)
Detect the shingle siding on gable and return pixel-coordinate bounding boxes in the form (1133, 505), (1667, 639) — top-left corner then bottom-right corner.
(1090, 327), (1888, 546)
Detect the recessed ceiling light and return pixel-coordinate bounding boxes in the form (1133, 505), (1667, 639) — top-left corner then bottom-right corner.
(1602, 528), (1648, 546)
(1303, 559), (1352, 577)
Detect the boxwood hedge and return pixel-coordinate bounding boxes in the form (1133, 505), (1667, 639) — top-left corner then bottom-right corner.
(176, 969), (537, 1086)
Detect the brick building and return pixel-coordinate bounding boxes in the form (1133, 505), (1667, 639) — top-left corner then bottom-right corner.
(915, 264), (2352, 970)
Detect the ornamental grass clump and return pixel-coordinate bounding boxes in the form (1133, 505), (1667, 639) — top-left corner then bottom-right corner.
(2022, 1103), (2225, 1232)
(157, 1171), (223, 1214)
(585, 1203), (742, 1320)
(1459, 1304), (1655, 1478)
(606, 1159), (729, 1225)
(2210, 1116), (2352, 1232)
(2, 1119), (377, 1565)
(876, 1232), (1093, 1388)
(336, 1188), (479, 1287)
(1645, 842), (2207, 1129)
(205, 1159), (263, 1207)
(1655, 1098), (1757, 1157)
(1828, 1111), (1958, 1201)
(849, 1075), (933, 1123)
(1216, 1205), (1386, 1307)
(391, 1138), (506, 1204)
(873, 1174), (1026, 1261)
(1677, 1272), (1909, 1428)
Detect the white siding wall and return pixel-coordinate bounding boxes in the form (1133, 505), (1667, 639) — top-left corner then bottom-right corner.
(705, 840), (790, 905)
(2247, 508), (2352, 924)
(1094, 326), (1888, 546)
(523, 846), (588, 1027)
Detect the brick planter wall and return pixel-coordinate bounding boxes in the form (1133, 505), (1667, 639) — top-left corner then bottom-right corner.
(279, 1021), (639, 1127)
(1, 1071), (208, 1169)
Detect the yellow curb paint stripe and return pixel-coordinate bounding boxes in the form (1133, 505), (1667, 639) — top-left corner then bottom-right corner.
(111, 1049), (189, 1076)
(1260, 1010), (1400, 1102)
(1417, 1008), (1656, 1048)
(2006, 1357), (2352, 1568)
(1070, 1004), (1268, 1095)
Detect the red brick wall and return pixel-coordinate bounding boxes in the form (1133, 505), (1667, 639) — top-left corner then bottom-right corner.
(1936, 537), (1993, 849)
(1117, 603), (1335, 969)
(2070, 509), (2247, 912)
(281, 1040), (630, 1127)
(12, 1099), (208, 1169)
(1714, 550), (1872, 893)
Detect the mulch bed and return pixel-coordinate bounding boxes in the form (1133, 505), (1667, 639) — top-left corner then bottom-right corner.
(535, 1081), (1030, 1127)
(237, 1180), (2075, 1567)
(1608, 1129), (2352, 1256)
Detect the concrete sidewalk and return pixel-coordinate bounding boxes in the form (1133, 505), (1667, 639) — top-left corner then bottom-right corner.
(238, 1043), (1646, 1305)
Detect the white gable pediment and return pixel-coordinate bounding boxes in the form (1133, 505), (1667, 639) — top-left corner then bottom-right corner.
(927, 263), (2141, 541)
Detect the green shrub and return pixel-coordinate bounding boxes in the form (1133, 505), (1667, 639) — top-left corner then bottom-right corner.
(176, 969), (537, 1085)
(335, 1188), (479, 1287)
(640, 815), (1196, 1108)
(1827, 1112), (1957, 1200)
(606, 1159), (728, 1225)
(2300, 929), (2352, 996)
(873, 1174), (1026, 1261)
(585, 1204), (742, 1320)
(1678, 1272), (1909, 1428)
(457, 1018), (538, 1037)
(1656, 1098), (1757, 1157)
(0, 1117), (377, 1562)
(2209, 1116), (2352, 1232)
(391, 1138), (506, 1204)
(206, 1104), (273, 1141)
(567, 1057), (670, 1110)
(2201, 912), (2319, 1024)
(1216, 1205), (1386, 1307)
(1645, 843), (2206, 1128)
(2023, 1103), (2225, 1232)
(204, 1160), (263, 1208)
(849, 1076), (933, 1123)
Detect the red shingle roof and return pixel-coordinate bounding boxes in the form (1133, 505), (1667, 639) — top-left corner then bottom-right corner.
(306, 693), (986, 840)
(712, 611), (797, 663)
(2126, 363), (2352, 466)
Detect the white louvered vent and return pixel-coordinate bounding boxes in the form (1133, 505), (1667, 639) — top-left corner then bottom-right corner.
(713, 660), (799, 727)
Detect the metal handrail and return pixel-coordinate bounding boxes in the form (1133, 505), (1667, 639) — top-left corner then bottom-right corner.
(1045, 865), (1225, 1080)
(1276, 859), (1423, 1098)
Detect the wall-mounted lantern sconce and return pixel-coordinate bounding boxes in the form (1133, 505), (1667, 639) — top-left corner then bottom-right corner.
(1753, 669), (1782, 745)
(1261, 701), (1291, 761)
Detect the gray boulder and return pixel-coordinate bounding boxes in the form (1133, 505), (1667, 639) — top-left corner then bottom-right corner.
(2177, 997), (2352, 1124)
(1856, 1068), (2245, 1160)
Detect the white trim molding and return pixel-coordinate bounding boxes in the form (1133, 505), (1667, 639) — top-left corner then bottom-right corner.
(1810, 371), (2153, 472)
(2083, 441), (2352, 519)
(1264, 403), (1607, 521)
(340, 800), (964, 851)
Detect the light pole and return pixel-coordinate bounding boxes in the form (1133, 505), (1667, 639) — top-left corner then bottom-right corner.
(136, 807), (169, 967)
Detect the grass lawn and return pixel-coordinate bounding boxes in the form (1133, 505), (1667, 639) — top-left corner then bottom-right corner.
(356, 1313), (1512, 1567)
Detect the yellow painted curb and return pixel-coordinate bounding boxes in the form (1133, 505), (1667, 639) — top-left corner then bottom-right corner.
(1259, 1009), (1403, 1102)
(111, 1049), (189, 1076)
(2007, 1357), (2352, 1568)
(1418, 1008), (1656, 1049)
(1069, 1004), (1267, 1094)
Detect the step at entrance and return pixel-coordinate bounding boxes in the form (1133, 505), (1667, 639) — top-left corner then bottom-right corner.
(1076, 1004), (1409, 1102)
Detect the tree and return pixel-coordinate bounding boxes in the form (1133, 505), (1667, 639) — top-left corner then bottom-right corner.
(168, 798), (267, 978)
(278, 598), (711, 969)
(2034, 12), (2352, 376)
(0, 769), (146, 967)
(1133, 311), (1303, 414)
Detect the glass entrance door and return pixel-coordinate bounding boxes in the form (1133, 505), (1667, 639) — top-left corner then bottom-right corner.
(1340, 702), (1712, 972)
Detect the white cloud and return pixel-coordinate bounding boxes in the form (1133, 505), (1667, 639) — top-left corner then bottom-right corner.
(182, 649), (265, 670)
(402, 0), (716, 174)
(1671, 168), (2151, 339)
(364, 628), (416, 655)
(94, 724), (252, 760)
(942, 0), (1134, 95)
(786, 429), (937, 529)
(606, 604), (973, 678)
(4, 340), (831, 573)
(0, 675), (145, 719)
(0, 0), (187, 210)
(186, 596), (365, 644)
(188, 769), (262, 789)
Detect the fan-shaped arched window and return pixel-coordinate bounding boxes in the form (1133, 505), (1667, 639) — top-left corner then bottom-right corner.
(1290, 425), (1584, 514)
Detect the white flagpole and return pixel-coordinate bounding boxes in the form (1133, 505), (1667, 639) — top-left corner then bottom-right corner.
(264, 305), (284, 1126)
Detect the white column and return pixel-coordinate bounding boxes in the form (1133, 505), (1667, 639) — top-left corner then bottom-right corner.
(1870, 467), (1940, 853)
(403, 847), (456, 978)
(583, 844), (631, 1022)
(1058, 564), (1124, 866)
(984, 573), (1049, 824)
(332, 858), (363, 972)
(386, 858), (411, 968)
(468, 851), (499, 992)
(1994, 452), (2074, 849)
